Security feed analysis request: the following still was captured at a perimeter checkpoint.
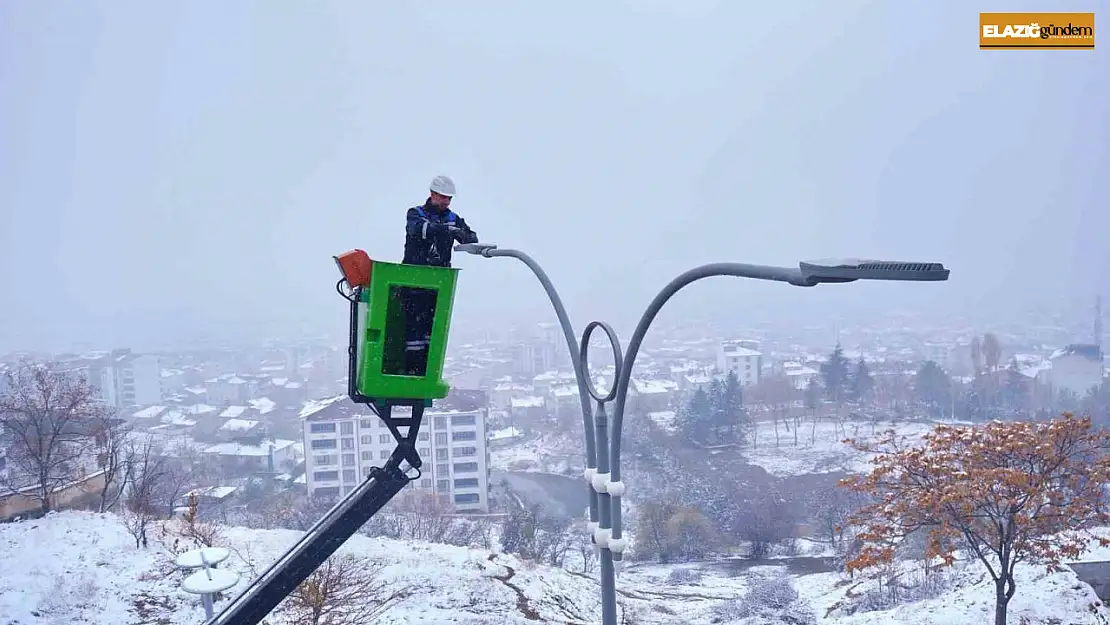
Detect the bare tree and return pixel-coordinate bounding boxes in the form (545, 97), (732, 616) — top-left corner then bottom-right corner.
(153, 457), (195, 515)
(281, 554), (406, 625)
(732, 486), (800, 559)
(166, 492), (224, 550)
(121, 436), (169, 548)
(91, 412), (132, 512)
(0, 361), (105, 513)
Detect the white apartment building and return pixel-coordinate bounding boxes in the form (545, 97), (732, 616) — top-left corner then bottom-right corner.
(922, 342), (952, 370)
(717, 340), (763, 386)
(301, 396), (490, 513)
(56, 349), (162, 411)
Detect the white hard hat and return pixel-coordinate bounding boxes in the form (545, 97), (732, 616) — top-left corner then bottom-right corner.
(429, 175), (456, 197)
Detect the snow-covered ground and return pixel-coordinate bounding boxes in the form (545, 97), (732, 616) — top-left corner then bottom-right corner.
(2, 512), (1109, 625)
(489, 430), (583, 473)
(491, 418), (963, 479)
(743, 418), (956, 477)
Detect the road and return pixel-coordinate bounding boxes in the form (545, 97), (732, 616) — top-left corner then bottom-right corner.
(491, 470), (589, 520)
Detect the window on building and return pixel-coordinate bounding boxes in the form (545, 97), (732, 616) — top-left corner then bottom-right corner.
(343, 485), (353, 495)
(436, 463), (449, 476)
(453, 462), (478, 473)
(309, 422), (336, 434)
(361, 435), (373, 446)
(379, 450), (389, 459)
(361, 451), (374, 461)
(360, 419), (375, 429)
(313, 486), (340, 498)
(435, 448), (449, 461)
(451, 414), (476, 427)
(420, 478), (432, 488)
(434, 417), (447, 430)
(434, 433), (448, 445)
(340, 421), (354, 435)
(310, 439), (337, 450)
(418, 432), (429, 441)
(313, 454), (336, 466)
(436, 479), (449, 492)
(313, 471), (338, 481)
(454, 493), (480, 504)
(454, 446), (476, 457)
(342, 453), (356, 466)
(419, 447), (429, 458)
(454, 477), (479, 489)
(342, 469), (356, 482)
(379, 434), (391, 444)
(341, 438), (354, 450)
(451, 430), (477, 442)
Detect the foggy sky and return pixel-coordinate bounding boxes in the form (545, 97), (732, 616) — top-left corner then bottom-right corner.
(2, 1), (1107, 353)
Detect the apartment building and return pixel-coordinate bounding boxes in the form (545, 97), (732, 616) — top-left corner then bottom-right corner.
(716, 340), (763, 386)
(301, 396), (491, 513)
(56, 349), (162, 410)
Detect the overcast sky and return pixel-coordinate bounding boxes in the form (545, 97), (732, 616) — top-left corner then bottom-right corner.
(2, 0), (1107, 353)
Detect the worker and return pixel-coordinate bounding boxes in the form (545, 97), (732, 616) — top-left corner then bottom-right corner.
(400, 175), (478, 375)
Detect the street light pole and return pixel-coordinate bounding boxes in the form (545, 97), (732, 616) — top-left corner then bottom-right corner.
(458, 247), (949, 625)
(454, 244), (601, 542)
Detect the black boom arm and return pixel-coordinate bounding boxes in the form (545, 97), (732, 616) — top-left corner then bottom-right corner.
(204, 429), (421, 625)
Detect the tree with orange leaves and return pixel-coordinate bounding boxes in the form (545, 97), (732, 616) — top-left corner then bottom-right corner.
(840, 413), (1110, 625)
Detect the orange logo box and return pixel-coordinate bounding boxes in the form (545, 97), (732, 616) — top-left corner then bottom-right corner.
(980, 12), (1094, 49)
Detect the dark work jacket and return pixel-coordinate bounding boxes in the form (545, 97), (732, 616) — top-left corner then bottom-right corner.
(402, 201), (478, 267)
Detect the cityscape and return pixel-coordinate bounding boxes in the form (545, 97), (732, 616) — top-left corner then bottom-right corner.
(3, 294), (1105, 523)
(3, 3), (1107, 624)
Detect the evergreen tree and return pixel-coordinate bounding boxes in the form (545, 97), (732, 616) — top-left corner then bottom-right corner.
(719, 371), (747, 440)
(849, 358), (874, 403)
(914, 360), (950, 418)
(679, 387), (713, 443)
(706, 377), (726, 442)
(820, 343), (851, 403)
(1001, 358), (1029, 417)
(804, 378), (821, 412)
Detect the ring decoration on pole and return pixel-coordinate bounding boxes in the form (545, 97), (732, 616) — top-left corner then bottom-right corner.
(579, 320), (623, 404)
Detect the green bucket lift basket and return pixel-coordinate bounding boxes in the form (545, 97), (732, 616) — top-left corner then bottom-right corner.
(354, 260), (459, 401)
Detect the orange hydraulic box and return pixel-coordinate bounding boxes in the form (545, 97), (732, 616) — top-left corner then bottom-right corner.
(334, 249), (373, 288)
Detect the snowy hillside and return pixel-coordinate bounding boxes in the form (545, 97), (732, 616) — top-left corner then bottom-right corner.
(1, 512), (1108, 625)
(743, 419), (949, 477)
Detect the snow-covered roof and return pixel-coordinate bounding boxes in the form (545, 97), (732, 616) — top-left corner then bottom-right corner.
(249, 397), (276, 414)
(219, 405), (248, 419)
(132, 405), (168, 420)
(160, 410), (197, 427)
(488, 426), (523, 440)
(632, 379), (674, 394)
(785, 366), (819, 377)
(510, 396), (545, 409)
(218, 418), (258, 432)
(183, 485), (238, 500)
(299, 395), (355, 421)
(1050, 343), (1103, 362)
(551, 385), (578, 398)
(720, 342), (762, 357)
(202, 439), (296, 457)
(647, 410), (677, 430)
